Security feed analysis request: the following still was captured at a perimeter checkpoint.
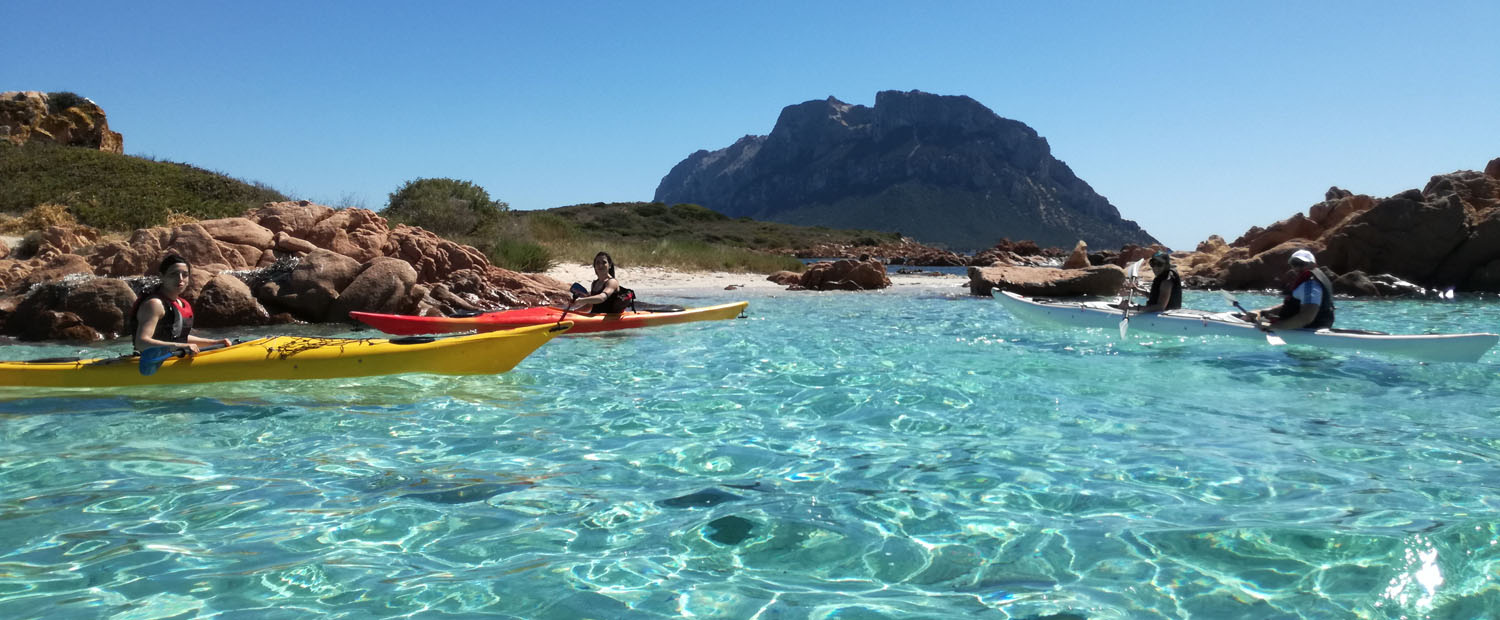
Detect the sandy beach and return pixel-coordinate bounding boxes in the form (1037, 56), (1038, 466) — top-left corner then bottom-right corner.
(542, 262), (970, 298)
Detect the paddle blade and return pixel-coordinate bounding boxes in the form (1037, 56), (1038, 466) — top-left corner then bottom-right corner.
(1119, 316), (1128, 339)
(570, 282), (588, 297)
(138, 346), (178, 376)
(1264, 331), (1286, 346)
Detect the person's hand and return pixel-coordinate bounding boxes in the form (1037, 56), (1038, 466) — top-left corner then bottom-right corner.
(183, 343), (201, 355)
(217, 338), (232, 348)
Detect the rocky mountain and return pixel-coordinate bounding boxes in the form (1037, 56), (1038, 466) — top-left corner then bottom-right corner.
(654, 90), (1156, 251)
(0, 91), (122, 153)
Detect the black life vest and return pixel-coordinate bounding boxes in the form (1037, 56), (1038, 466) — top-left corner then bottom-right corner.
(588, 280), (636, 314)
(1278, 267), (1336, 329)
(1148, 267), (1183, 310)
(130, 292), (194, 351)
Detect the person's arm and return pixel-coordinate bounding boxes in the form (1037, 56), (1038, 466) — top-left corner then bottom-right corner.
(134, 299), (200, 353)
(1267, 304), (1319, 330)
(570, 279), (619, 310)
(186, 334), (232, 349)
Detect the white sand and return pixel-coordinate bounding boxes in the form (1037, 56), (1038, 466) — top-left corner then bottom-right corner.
(542, 262), (969, 299)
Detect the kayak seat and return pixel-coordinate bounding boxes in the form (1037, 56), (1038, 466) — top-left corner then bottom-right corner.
(445, 309), (486, 318)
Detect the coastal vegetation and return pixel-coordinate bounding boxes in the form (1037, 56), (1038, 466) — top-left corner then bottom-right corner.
(507, 202), (900, 273)
(0, 142), (287, 231)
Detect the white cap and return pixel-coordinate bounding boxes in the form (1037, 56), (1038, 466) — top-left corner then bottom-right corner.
(1289, 249), (1316, 265)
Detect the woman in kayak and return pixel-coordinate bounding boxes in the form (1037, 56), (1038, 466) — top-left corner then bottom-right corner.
(131, 254), (232, 355)
(1115, 251), (1182, 313)
(1137, 251), (1182, 312)
(1247, 249), (1336, 330)
(568, 251), (635, 314)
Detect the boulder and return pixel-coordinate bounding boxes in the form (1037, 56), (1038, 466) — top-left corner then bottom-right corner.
(273, 231), (317, 255)
(767, 270), (802, 286)
(195, 272), (269, 328)
(60, 278), (137, 338)
(1218, 242), (1323, 291)
(302, 208), (389, 263)
(246, 201), (334, 236)
(163, 223), (229, 268)
(1061, 241), (1090, 269)
(794, 258), (891, 291)
(327, 258), (421, 322)
(1432, 207), (1500, 288)
(968, 264), (1125, 297)
(11, 253), (92, 293)
(33, 225), (100, 259)
(1321, 193), (1468, 282)
(1241, 213), (1323, 256)
(1308, 191), (1375, 231)
(198, 217), (275, 249)
(257, 250), (362, 320)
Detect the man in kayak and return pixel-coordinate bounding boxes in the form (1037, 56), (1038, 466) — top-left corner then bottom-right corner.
(1247, 249), (1336, 331)
(567, 251), (636, 314)
(131, 254), (232, 355)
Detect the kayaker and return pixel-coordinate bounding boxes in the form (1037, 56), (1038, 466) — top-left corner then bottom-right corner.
(568, 251), (636, 314)
(1112, 251), (1182, 312)
(1247, 249), (1336, 331)
(131, 254), (232, 355)
(1137, 251), (1182, 312)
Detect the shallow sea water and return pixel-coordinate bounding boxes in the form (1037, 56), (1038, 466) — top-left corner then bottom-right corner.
(2, 282), (1500, 619)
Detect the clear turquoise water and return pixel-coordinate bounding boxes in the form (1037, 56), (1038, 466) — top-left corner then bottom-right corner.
(3, 283), (1499, 619)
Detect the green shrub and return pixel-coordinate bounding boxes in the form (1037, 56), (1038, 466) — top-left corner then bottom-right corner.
(486, 238), (554, 273)
(671, 203), (728, 222)
(383, 178), (507, 238)
(46, 91), (89, 113)
(633, 202), (668, 218)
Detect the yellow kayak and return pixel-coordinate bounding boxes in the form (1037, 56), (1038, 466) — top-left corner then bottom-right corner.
(0, 322), (571, 388)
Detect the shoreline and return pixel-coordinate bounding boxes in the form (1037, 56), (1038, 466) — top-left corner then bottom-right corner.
(541, 263), (969, 298)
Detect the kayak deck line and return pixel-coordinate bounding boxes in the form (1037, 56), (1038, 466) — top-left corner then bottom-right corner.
(0, 322), (572, 388)
(994, 291), (1499, 363)
(351, 301), (749, 336)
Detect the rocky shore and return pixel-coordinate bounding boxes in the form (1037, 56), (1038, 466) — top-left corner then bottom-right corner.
(0, 202), (567, 341)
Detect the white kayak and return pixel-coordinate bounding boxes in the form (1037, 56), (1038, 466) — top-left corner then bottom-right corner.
(994, 291), (1499, 363)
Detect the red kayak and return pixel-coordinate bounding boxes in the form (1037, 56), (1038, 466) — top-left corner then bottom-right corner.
(351, 301), (748, 336)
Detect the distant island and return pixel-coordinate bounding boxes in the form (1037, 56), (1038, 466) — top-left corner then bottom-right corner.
(655, 90), (1158, 251)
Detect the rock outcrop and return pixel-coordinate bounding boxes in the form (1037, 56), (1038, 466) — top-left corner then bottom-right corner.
(968, 265), (1126, 297)
(0, 91), (123, 153)
(655, 90), (1157, 251)
(780, 258), (891, 291)
(0, 202), (569, 341)
(1176, 158), (1500, 294)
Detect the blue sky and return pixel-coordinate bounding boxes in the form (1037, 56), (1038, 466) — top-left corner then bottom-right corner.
(4, 1), (1496, 249)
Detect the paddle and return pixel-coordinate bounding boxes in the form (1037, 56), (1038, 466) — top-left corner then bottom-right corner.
(557, 283), (587, 326)
(1119, 259), (1144, 339)
(1217, 291), (1285, 346)
(138, 341), (232, 376)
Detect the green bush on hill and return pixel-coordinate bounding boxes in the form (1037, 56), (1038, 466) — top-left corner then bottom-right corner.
(0, 142), (288, 231)
(383, 178), (507, 238)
